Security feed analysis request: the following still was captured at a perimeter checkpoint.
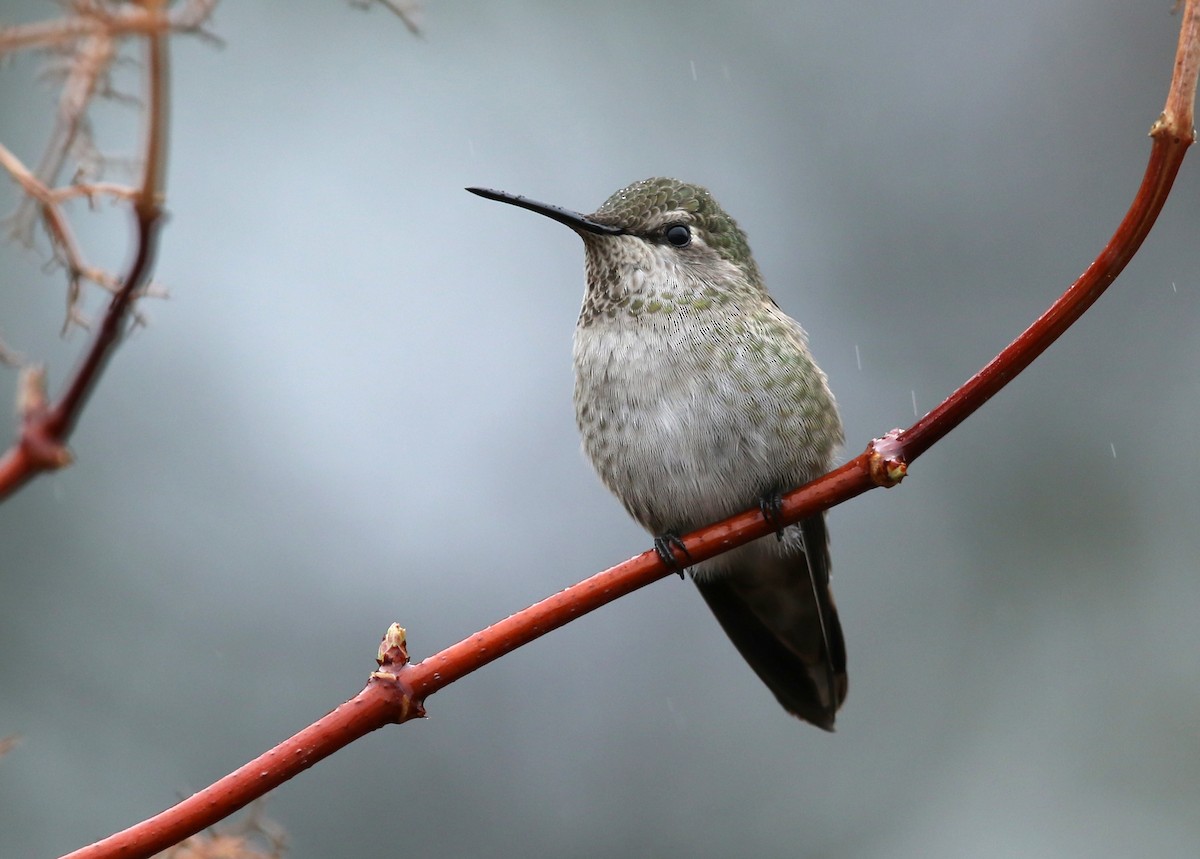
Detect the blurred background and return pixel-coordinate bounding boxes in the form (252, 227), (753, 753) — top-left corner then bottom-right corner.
(2, 1), (1199, 857)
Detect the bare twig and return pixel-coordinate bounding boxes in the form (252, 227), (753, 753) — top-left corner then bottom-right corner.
(0, 0), (220, 53)
(0, 141), (124, 330)
(0, 0), (218, 497)
(8, 30), (114, 243)
(0, 0), (181, 499)
(49, 181), (139, 203)
(892, 5), (1198, 465)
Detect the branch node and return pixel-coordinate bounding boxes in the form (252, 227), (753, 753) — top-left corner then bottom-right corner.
(369, 623), (427, 719)
(375, 622), (411, 672)
(1149, 112), (1192, 145)
(371, 623), (425, 720)
(18, 369), (72, 469)
(867, 430), (908, 487)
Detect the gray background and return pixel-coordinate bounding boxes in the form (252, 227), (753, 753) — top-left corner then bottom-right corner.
(2, 1), (1199, 857)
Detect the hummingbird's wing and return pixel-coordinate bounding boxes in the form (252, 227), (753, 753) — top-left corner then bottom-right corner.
(694, 514), (847, 730)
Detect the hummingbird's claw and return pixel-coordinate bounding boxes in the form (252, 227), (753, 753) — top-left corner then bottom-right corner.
(759, 492), (787, 541)
(653, 533), (692, 578)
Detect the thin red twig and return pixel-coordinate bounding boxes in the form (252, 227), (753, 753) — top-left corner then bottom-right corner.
(59, 5), (1200, 858)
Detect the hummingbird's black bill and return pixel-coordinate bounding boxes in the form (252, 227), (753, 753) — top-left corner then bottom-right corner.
(467, 187), (626, 236)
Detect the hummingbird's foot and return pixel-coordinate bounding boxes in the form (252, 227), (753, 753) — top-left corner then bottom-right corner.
(653, 533), (692, 578)
(759, 492), (787, 542)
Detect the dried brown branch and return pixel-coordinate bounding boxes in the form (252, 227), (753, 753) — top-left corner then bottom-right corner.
(8, 30), (115, 244)
(49, 180), (140, 203)
(0, 0), (216, 269)
(0, 0), (219, 53)
(0, 0), (220, 499)
(0, 141), (121, 330)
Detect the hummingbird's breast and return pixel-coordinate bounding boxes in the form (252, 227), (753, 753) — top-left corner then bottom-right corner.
(572, 298), (842, 540)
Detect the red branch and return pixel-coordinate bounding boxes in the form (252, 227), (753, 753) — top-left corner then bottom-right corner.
(60, 4), (1200, 858)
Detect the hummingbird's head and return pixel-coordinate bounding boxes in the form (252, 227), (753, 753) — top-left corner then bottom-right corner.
(468, 178), (766, 323)
(586, 177), (761, 284)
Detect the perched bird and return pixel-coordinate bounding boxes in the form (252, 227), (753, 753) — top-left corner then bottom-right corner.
(469, 178), (847, 729)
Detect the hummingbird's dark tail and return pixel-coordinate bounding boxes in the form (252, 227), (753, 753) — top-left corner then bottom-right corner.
(694, 514), (847, 730)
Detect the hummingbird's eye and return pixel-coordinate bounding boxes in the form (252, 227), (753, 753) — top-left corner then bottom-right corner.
(664, 224), (692, 248)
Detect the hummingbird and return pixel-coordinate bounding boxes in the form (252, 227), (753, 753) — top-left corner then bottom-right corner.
(468, 177), (847, 730)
